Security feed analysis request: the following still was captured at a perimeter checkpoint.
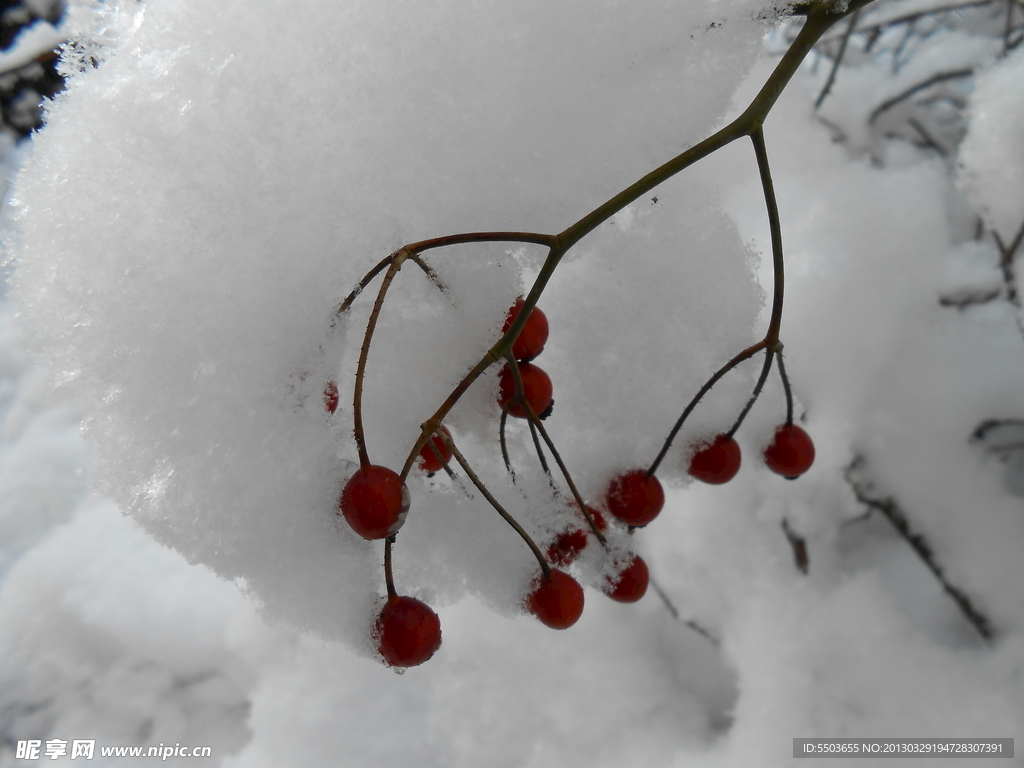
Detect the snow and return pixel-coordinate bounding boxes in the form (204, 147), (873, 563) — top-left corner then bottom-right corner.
(958, 45), (1024, 240)
(1, 0), (1023, 766)
(0, 20), (65, 77)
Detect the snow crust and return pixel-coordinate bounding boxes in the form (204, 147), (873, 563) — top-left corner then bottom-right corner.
(5, 0), (774, 644)
(958, 46), (1024, 240)
(1, 0), (1023, 766)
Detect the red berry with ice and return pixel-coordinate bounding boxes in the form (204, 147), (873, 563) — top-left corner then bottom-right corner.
(603, 554), (649, 603)
(497, 362), (553, 419)
(376, 595), (442, 668)
(763, 424), (815, 478)
(503, 297), (549, 361)
(547, 506), (607, 566)
(605, 470), (664, 527)
(525, 569), (585, 629)
(339, 465), (410, 540)
(688, 434), (741, 485)
(418, 425), (453, 473)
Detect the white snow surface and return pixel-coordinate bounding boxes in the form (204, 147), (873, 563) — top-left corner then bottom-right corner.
(5, 0), (773, 645)
(0, 0), (1022, 766)
(958, 45), (1024, 240)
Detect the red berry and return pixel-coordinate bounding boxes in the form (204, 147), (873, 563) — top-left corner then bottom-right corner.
(547, 528), (587, 567)
(497, 362), (553, 419)
(339, 465), (410, 540)
(603, 554), (649, 603)
(764, 424), (815, 478)
(417, 426), (453, 473)
(605, 470), (664, 527)
(525, 569), (585, 629)
(502, 297), (549, 361)
(324, 380), (339, 414)
(546, 505), (607, 566)
(375, 595), (442, 668)
(688, 434), (741, 484)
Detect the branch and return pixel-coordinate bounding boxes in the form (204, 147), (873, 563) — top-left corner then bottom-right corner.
(819, 0), (995, 42)
(384, 536), (397, 598)
(776, 350), (795, 425)
(353, 249), (413, 467)
(868, 69), (974, 124)
(647, 577), (721, 646)
(647, 340), (768, 475)
(389, 0), (871, 478)
(815, 9), (861, 109)
(438, 428), (551, 577)
(726, 347), (776, 438)
(844, 456), (994, 641)
(994, 216), (1024, 342)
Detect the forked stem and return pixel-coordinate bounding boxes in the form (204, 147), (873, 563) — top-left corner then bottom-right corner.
(647, 340), (768, 476)
(391, 2), (868, 483)
(335, 251), (446, 320)
(725, 346), (777, 439)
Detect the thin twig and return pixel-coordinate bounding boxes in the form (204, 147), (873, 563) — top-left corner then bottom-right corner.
(907, 116), (948, 156)
(406, 231), (557, 253)
(647, 577), (720, 646)
(649, 576), (680, 619)
(503, 356), (553, 476)
(526, 417), (551, 475)
(517, 388), (608, 545)
(891, 20), (917, 74)
(971, 417), (1024, 441)
(819, 0), (994, 42)
(408, 253), (448, 294)
(647, 341), (768, 476)
(499, 409), (515, 480)
(844, 456), (994, 641)
(334, 253), (395, 319)
(353, 249), (412, 467)
(937, 287), (1001, 309)
(504, 355), (605, 544)
(868, 69), (974, 124)
(752, 127), (786, 345)
(384, 536), (397, 599)
(726, 347), (776, 438)
(777, 350), (795, 425)
(1004, 0), (1017, 54)
(437, 428), (551, 577)
(816, 9), (861, 109)
(994, 216), (1024, 342)
(558, 1), (873, 253)
(335, 251), (446, 323)
(781, 518), (809, 575)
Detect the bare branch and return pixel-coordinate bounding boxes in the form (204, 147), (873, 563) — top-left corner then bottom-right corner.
(844, 456), (994, 641)
(437, 428), (551, 577)
(816, 9), (861, 109)
(868, 69), (973, 124)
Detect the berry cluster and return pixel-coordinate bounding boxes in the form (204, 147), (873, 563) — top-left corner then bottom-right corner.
(685, 424), (814, 485)
(496, 298), (553, 419)
(328, 199), (816, 668)
(330, 288), (662, 666)
(492, 299), (651, 628)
